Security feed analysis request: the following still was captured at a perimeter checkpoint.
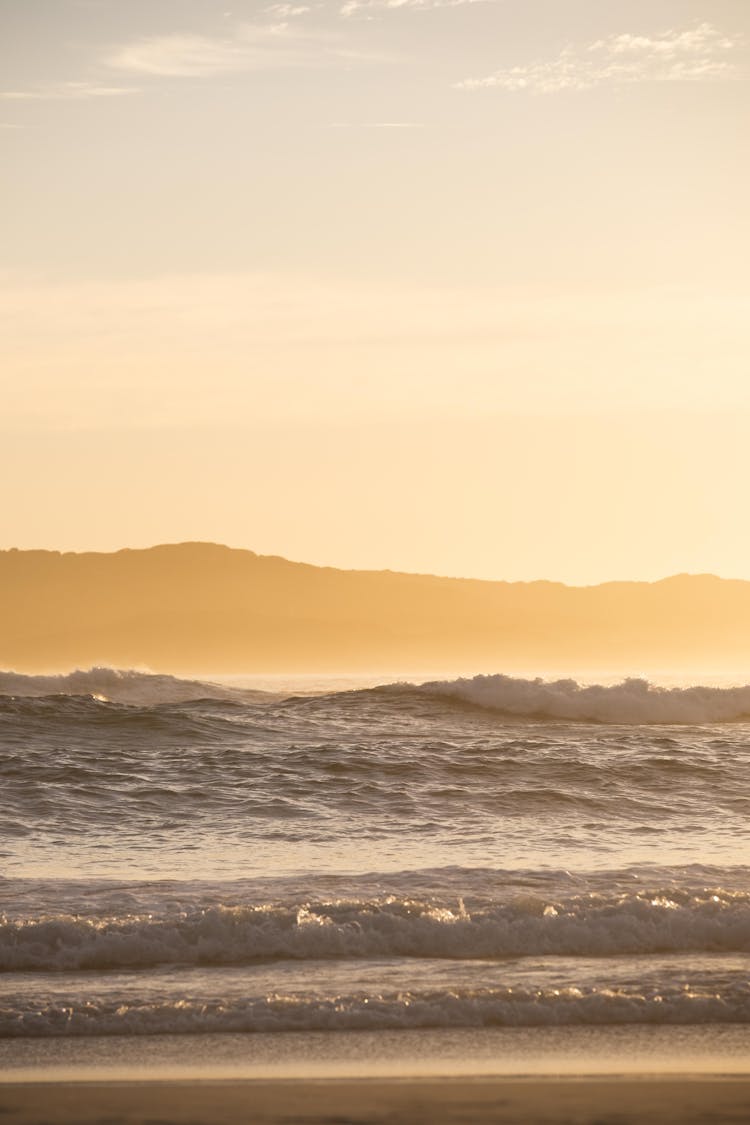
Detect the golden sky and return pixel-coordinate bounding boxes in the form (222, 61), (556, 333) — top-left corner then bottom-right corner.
(2, 0), (749, 583)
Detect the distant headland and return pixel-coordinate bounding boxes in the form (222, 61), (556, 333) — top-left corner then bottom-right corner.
(2, 543), (748, 674)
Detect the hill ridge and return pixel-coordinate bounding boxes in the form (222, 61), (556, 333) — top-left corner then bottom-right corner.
(2, 543), (748, 673)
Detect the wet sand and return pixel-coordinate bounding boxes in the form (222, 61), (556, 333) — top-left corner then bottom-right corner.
(2, 1076), (750, 1125)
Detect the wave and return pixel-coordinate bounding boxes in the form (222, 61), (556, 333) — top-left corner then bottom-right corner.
(4, 667), (750, 723)
(4, 979), (750, 1037)
(5, 888), (750, 972)
(0, 668), (249, 706)
(418, 675), (750, 724)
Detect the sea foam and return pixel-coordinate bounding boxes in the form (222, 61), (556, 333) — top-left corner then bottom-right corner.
(4, 667), (750, 723)
(3, 980), (750, 1037)
(4, 888), (750, 972)
(418, 674), (750, 724)
(0, 668), (246, 706)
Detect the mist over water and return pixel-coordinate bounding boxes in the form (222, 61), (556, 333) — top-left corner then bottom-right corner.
(2, 669), (750, 1042)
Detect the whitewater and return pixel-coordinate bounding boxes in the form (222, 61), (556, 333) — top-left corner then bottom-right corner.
(2, 668), (750, 1052)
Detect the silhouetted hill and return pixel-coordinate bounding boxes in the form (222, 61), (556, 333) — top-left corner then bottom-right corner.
(2, 543), (749, 673)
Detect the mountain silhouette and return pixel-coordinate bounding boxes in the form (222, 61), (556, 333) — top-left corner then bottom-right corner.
(2, 543), (748, 673)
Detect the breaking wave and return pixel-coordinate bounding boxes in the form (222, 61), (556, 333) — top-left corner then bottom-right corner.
(5, 888), (750, 972)
(418, 675), (750, 724)
(4, 980), (750, 1037)
(3, 667), (750, 723)
(0, 668), (248, 706)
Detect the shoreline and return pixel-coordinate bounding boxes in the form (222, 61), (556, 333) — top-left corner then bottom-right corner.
(2, 1074), (750, 1124)
(4, 1025), (750, 1081)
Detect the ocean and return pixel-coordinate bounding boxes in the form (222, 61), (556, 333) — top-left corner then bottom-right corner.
(2, 668), (750, 1074)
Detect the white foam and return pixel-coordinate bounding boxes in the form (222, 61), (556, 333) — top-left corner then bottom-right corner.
(420, 674), (750, 724)
(4, 888), (750, 972)
(3, 980), (750, 1037)
(0, 668), (245, 706)
(5, 667), (750, 721)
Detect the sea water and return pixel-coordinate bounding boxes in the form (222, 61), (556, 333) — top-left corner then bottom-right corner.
(2, 669), (750, 1074)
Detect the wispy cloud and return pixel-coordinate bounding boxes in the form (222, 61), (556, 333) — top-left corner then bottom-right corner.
(264, 3), (311, 16)
(1, 81), (140, 100)
(107, 21), (389, 78)
(457, 22), (742, 93)
(107, 27), (293, 77)
(341, 0), (483, 16)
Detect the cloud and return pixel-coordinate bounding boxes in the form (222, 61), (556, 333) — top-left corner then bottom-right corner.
(264, 3), (311, 16)
(456, 22), (742, 92)
(107, 27), (293, 77)
(107, 21), (389, 77)
(1, 81), (140, 100)
(341, 0), (483, 15)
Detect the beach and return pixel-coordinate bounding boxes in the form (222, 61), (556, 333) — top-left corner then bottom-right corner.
(4, 1075), (750, 1125)
(3, 1026), (750, 1124)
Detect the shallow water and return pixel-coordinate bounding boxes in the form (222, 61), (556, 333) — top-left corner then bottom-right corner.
(4, 1025), (750, 1081)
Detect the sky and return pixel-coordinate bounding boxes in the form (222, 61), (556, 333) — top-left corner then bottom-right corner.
(2, 0), (749, 584)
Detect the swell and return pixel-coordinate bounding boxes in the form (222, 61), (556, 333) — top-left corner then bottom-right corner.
(0, 668), (254, 707)
(5, 888), (750, 971)
(5, 667), (750, 724)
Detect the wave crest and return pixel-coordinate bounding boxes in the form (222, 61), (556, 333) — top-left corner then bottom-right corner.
(4, 979), (750, 1038)
(0, 668), (244, 706)
(419, 675), (750, 724)
(4, 667), (750, 723)
(5, 888), (750, 972)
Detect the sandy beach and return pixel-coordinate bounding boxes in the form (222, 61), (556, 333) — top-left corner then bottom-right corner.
(2, 1075), (750, 1125)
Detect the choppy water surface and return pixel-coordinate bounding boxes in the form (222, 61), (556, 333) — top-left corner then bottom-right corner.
(2, 668), (750, 1042)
